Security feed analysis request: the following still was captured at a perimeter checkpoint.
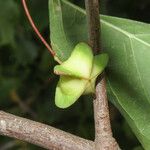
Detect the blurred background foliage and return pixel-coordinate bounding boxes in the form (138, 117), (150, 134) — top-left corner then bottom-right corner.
(0, 0), (149, 149)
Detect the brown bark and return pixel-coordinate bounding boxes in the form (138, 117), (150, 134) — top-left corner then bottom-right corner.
(85, 0), (119, 149)
(85, 0), (101, 54)
(94, 78), (118, 149)
(0, 111), (94, 150)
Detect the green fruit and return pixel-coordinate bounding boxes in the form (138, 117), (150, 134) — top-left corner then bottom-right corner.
(54, 42), (108, 108)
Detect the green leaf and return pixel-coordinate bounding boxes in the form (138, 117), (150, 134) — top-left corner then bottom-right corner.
(102, 16), (150, 149)
(49, 0), (88, 61)
(49, 0), (150, 149)
(54, 42), (93, 78)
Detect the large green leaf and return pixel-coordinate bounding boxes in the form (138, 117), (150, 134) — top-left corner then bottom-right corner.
(49, 0), (150, 149)
(49, 0), (88, 61)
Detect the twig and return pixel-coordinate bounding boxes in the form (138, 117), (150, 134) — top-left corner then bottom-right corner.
(21, 0), (62, 64)
(85, 0), (119, 149)
(85, 0), (101, 54)
(0, 111), (94, 150)
(94, 78), (119, 149)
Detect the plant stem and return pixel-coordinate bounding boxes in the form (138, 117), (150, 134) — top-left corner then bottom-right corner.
(94, 78), (119, 149)
(85, 0), (119, 149)
(0, 111), (94, 150)
(85, 0), (101, 54)
(21, 0), (62, 64)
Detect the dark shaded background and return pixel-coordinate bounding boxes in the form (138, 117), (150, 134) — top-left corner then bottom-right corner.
(0, 0), (149, 149)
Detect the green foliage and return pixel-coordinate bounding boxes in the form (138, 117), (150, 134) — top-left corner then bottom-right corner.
(49, 0), (150, 149)
(1, 0), (149, 149)
(102, 16), (150, 150)
(49, 0), (88, 61)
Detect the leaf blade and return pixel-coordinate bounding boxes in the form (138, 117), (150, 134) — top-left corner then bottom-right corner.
(49, 0), (150, 149)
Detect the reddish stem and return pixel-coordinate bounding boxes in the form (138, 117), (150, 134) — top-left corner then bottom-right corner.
(22, 0), (55, 57)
